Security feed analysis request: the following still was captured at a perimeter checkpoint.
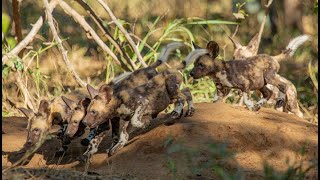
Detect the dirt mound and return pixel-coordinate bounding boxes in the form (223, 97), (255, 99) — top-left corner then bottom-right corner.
(2, 102), (318, 179)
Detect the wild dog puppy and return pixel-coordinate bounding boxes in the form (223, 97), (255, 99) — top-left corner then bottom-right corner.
(61, 42), (194, 160)
(18, 89), (92, 155)
(226, 34), (309, 117)
(82, 69), (189, 157)
(186, 40), (303, 111)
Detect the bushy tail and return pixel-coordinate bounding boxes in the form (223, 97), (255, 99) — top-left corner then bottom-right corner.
(111, 71), (132, 85)
(273, 34), (311, 61)
(182, 49), (209, 68)
(150, 42), (184, 68)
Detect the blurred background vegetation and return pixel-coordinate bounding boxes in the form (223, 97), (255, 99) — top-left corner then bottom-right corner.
(2, 0), (318, 122)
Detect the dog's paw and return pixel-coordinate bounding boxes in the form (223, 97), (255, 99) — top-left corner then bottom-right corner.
(170, 111), (180, 119)
(80, 138), (90, 146)
(252, 104), (261, 111)
(275, 98), (285, 108)
(185, 107), (195, 117)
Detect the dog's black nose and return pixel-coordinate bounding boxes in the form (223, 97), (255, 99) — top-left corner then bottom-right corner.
(190, 71), (194, 77)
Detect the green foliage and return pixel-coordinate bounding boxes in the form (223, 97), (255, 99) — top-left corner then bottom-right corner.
(2, 13), (10, 34)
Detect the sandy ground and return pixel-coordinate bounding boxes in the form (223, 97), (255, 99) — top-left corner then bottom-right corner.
(2, 102), (318, 179)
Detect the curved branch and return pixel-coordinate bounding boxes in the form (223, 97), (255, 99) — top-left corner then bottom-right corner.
(56, 0), (124, 68)
(74, 0), (137, 70)
(44, 0), (87, 87)
(96, 0), (147, 67)
(2, 1), (58, 64)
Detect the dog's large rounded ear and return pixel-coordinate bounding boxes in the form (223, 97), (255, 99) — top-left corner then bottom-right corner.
(80, 98), (91, 109)
(87, 84), (99, 99)
(206, 41), (219, 58)
(61, 96), (77, 109)
(18, 108), (34, 118)
(98, 84), (113, 102)
(38, 100), (50, 116)
(192, 41), (202, 49)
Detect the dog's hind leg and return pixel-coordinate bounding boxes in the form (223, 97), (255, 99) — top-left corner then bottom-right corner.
(265, 74), (288, 109)
(181, 88), (195, 117)
(252, 85), (273, 111)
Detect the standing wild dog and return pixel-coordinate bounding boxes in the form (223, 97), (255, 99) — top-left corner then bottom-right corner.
(226, 34), (309, 117)
(61, 42), (195, 160)
(18, 89), (94, 156)
(82, 68), (192, 158)
(187, 38), (308, 111)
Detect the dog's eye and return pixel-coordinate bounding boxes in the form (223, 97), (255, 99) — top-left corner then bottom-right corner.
(91, 110), (97, 115)
(73, 120), (78, 124)
(33, 128), (40, 135)
(75, 107), (80, 111)
(199, 63), (204, 69)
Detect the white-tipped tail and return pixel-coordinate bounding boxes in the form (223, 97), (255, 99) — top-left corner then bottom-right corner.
(158, 42), (184, 62)
(286, 35), (311, 56)
(184, 49), (209, 66)
(112, 71), (132, 85)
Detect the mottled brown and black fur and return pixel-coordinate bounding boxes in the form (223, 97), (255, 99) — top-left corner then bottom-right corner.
(189, 41), (290, 111)
(82, 69), (190, 157)
(62, 42), (194, 160)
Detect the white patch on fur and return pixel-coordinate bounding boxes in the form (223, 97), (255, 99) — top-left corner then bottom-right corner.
(131, 105), (145, 128)
(173, 102), (184, 114)
(116, 104), (133, 115)
(187, 100), (194, 110)
(216, 72), (233, 87)
(243, 92), (254, 110)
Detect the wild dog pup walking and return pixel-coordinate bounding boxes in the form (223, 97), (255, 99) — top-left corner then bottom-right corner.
(187, 39), (307, 111)
(82, 69), (190, 157)
(18, 89), (93, 156)
(226, 34), (309, 117)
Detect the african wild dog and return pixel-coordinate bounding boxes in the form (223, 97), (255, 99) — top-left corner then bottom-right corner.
(226, 34), (309, 117)
(18, 89), (92, 155)
(82, 68), (192, 158)
(187, 36), (309, 111)
(61, 42), (195, 161)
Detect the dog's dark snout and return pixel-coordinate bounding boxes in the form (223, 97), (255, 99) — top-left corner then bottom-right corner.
(190, 71), (195, 77)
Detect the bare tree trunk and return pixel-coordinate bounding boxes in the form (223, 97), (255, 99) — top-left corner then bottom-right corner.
(12, 0), (23, 58)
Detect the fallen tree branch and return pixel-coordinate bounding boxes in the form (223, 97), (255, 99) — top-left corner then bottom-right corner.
(56, 0), (129, 70)
(75, 0), (136, 70)
(2, 1), (58, 64)
(44, 0), (87, 88)
(96, 0), (147, 67)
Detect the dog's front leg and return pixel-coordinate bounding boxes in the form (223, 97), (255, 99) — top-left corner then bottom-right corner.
(170, 97), (185, 119)
(107, 120), (131, 156)
(242, 92), (256, 111)
(55, 123), (69, 157)
(181, 88), (195, 117)
(80, 130), (108, 162)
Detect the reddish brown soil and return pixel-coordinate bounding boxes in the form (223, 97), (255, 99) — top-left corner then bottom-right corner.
(2, 102), (318, 179)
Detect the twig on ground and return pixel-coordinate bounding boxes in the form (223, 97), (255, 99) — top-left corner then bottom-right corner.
(75, 0), (136, 70)
(2, 1), (58, 64)
(44, 0), (87, 87)
(96, 0), (147, 67)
